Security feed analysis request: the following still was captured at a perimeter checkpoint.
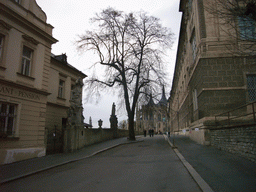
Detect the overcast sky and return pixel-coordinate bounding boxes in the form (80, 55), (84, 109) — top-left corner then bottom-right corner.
(36, 0), (182, 128)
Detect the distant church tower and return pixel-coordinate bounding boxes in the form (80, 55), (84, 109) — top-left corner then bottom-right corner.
(136, 86), (168, 133)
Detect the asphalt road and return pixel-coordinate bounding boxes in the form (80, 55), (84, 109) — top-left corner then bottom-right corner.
(170, 135), (256, 192)
(0, 135), (201, 192)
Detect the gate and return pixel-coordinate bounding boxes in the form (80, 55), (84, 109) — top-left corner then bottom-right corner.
(46, 125), (64, 154)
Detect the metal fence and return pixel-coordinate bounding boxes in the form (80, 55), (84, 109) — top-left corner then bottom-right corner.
(215, 101), (256, 127)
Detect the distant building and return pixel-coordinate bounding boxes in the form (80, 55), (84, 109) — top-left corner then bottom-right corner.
(169, 0), (256, 144)
(136, 86), (168, 134)
(0, 0), (86, 164)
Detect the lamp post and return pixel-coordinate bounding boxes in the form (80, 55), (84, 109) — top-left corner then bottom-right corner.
(98, 119), (103, 129)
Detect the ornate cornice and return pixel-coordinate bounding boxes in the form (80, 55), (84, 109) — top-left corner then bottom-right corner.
(22, 34), (39, 45)
(0, 19), (12, 30)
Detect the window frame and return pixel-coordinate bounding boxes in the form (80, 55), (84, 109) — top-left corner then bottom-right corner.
(238, 16), (256, 40)
(247, 74), (256, 102)
(0, 102), (17, 137)
(191, 30), (197, 62)
(0, 32), (9, 68)
(70, 83), (75, 100)
(0, 35), (3, 60)
(21, 46), (33, 76)
(192, 89), (198, 111)
(58, 79), (65, 98)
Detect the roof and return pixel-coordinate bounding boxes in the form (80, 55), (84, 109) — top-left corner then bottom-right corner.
(147, 94), (155, 106)
(179, 0), (186, 12)
(51, 53), (87, 78)
(158, 86), (168, 106)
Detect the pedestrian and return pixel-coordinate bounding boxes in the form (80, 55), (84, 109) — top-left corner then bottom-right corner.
(144, 129), (147, 137)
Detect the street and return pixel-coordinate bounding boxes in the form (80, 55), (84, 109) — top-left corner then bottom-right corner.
(169, 135), (256, 192)
(1, 135), (201, 192)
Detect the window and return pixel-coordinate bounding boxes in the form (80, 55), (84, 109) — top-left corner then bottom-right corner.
(190, 30), (196, 61)
(163, 115), (166, 122)
(0, 102), (16, 137)
(0, 36), (3, 60)
(149, 111), (153, 120)
(188, 0), (193, 14)
(21, 46), (33, 76)
(238, 16), (256, 40)
(14, 0), (21, 4)
(70, 84), (75, 99)
(58, 79), (65, 98)
(247, 75), (256, 102)
(158, 114), (161, 121)
(192, 89), (198, 111)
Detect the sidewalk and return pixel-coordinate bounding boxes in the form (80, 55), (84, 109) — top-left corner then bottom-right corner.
(166, 135), (256, 192)
(0, 136), (143, 184)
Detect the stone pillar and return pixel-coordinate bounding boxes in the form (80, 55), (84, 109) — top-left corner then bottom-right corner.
(64, 78), (84, 152)
(110, 103), (118, 138)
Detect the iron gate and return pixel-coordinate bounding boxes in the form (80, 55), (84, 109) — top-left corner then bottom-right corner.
(46, 125), (63, 154)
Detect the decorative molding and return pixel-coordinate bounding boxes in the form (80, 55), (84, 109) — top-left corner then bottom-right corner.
(198, 87), (246, 97)
(0, 66), (6, 70)
(0, 78), (50, 96)
(16, 72), (35, 80)
(0, 20), (12, 31)
(22, 34), (39, 45)
(47, 101), (69, 109)
(202, 87), (246, 91)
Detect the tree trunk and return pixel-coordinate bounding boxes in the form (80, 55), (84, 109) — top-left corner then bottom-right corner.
(128, 112), (136, 140)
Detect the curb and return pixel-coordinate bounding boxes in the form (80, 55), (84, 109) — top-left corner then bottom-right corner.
(164, 135), (214, 192)
(0, 139), (144, 184)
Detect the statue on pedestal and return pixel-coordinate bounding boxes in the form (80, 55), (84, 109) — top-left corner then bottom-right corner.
(67, 77), (84, 126)
(110, 103), (118, 137)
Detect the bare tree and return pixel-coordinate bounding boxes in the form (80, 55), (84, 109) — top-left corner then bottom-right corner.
(205, 0), (256, 56)
(77, 8), (173, 140)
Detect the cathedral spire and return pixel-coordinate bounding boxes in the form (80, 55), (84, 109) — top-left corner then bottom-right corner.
(147, 93), (155, 106)
(158, 85), (167, 106)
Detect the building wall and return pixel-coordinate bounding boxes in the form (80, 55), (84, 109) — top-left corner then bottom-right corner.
(0, 82), (49, 163)
(136, 104), (168, 134)
(0, 0), (87, 163)
(210, 125), (256, 163)
(0, 0), (57, 164)
(169, 0), (256, 145)
(45, 55), (86, 154)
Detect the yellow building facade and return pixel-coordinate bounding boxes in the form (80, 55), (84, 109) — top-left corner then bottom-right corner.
(0, 0), (86, 164)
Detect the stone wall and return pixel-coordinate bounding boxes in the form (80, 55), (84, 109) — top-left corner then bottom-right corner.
(63, 127), (139, 153)
(210, 125), (256, 162)
(82, 129), (130, 147)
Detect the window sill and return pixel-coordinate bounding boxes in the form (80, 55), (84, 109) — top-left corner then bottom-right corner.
(0, 66), (6, 70)
(0, 136), (20, 140)
(17, 72), (35, 80)
(57, 97), (66, 101)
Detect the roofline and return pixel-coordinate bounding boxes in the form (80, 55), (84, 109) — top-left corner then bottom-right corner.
(179, 0), (186, 12)
(170, 10), (185, 99)
(51, 55), (87, 78)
